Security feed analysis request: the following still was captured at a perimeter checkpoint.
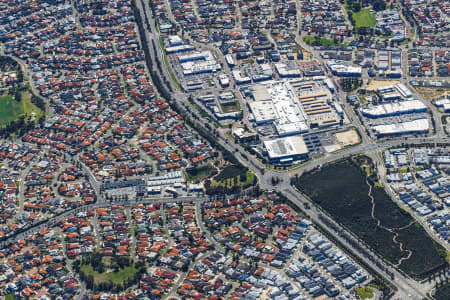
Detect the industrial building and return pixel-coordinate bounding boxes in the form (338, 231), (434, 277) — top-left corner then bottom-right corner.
(395, 83), (413, 98)
(247, 78), (344, 136)
(225, 54), (235, 67)
(164, 35), (195, 53)
(264, 136), (309, 163)
(166, 44), (195, 53)
(377, 83), (413, 101)
(146, 171), (186, 195)
(361, 100), (427, 118)
(434, 98), (450, 113)
(218, 74), (230, 87)
(372, 118), (429, 136)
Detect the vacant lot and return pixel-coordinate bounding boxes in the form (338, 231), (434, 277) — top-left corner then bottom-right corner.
(335, 129), (360, 146)
(294, 157), (446, 277)
(366, 80), (401, 91)
(415, 87), (450, 100)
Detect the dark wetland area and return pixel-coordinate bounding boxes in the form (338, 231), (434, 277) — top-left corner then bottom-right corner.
(293, 156), (447, 278)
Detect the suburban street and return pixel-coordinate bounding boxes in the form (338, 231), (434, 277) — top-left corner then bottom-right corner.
(127, 4), (449, 298)
(1, 0), (449, 299)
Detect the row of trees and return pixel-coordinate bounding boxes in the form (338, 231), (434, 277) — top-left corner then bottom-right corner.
(340, 78), (363, 92)
(345, 0), (386, 12)
(0, 115), (45, 138)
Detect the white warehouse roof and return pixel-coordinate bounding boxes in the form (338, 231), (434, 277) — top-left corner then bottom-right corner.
(264, 136), (309, 160)
(361, 100), (427, 117)
(372, 118), (429, 136)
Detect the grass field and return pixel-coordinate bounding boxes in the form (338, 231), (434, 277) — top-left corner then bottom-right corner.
(0, 90), (42, 126)
(352, 9), (376, 29)
(80, 260), (138, 286)
(0, 94), (22, 125)
(185, 164), (217, 182)
(302, 36), (335, 47)
(293, 157), (447, 278)
(356, 287), (374, 299)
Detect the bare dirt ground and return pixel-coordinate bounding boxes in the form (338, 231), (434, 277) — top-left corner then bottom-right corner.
(335, 129), (361, 146)
(365, 80), (401, 91)
(415, 87), (450, 100)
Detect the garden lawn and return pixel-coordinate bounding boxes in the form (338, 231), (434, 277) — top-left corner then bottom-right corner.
(356, 287), (374, 299)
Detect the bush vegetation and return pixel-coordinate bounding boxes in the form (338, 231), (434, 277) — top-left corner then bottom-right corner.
(185, 164), (217, 182)
(433, 281), (450, 300)
(293, 156), (447, 278)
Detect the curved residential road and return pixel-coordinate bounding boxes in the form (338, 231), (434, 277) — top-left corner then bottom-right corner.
(0, 196), (210, 248)
(2, 3), (447, 300)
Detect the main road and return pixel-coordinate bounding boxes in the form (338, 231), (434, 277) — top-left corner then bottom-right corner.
(130, 3), (450, 298)
(3, 2), (447, 299)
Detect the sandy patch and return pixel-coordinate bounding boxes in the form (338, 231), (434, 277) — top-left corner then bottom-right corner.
(365, 80), (401, 91)
(415, 86), (450, 100)
(335, 129), (361, 146)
